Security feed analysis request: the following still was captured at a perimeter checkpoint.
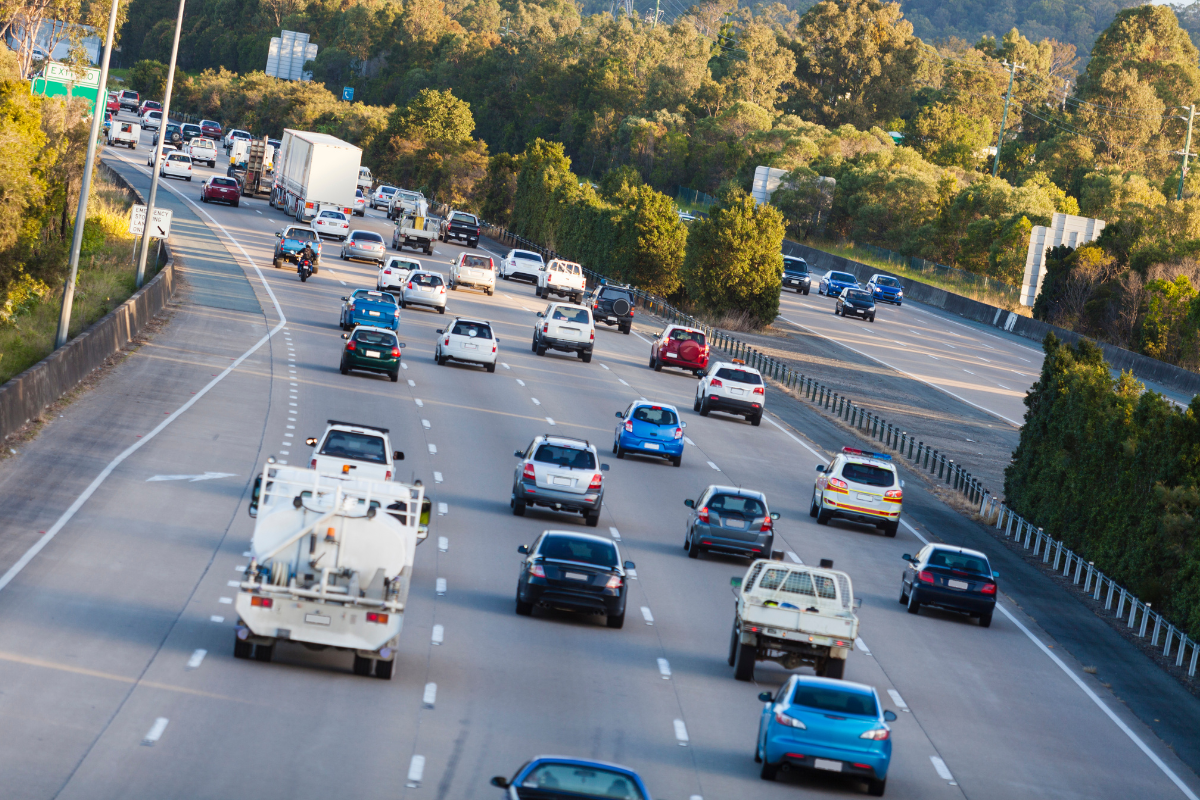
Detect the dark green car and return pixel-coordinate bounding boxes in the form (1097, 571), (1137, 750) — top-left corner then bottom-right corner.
(340, 326), (405, 381)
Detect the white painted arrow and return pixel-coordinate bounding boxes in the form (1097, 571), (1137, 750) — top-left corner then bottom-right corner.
(146, 472), (237, 483)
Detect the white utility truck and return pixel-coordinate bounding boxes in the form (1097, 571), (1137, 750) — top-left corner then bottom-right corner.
(271, 129), (361, 223)
(387, 188), (429, 220)
(537, 258), (586, 304)
(106, 120), (140, 149)
(729, 558), (859, 681)
(236, 462), (430, 678)
(393, 213), (437, 254)
(358, 166), (374, 193)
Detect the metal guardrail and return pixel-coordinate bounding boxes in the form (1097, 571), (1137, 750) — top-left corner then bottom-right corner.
(485, 221), (1200, 674)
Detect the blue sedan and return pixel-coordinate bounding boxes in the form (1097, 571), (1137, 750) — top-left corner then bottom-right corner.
(868, 274), (904, 305)
(613, 402), (685, 466)
(757, 675), (896, 796)
(491, 756), (651, 800)
(819, 270), (860, 297)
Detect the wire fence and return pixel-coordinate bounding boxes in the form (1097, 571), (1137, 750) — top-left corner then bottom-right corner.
(676, 186), (717, 212)
(484, 219), (1199, 672)
(849, 241), (1022, 305)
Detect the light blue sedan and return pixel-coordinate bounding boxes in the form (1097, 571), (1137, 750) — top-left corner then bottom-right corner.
(613, 402), (685, 467)
(756, 675), (896, 795)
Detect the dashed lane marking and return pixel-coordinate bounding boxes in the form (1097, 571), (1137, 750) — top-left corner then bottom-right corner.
(618, 379), (630, 386)
(641, 607), (654, 625)
(428, 444), (437, 454)
(142, 718), (169, 746)
(787, 551), (802, 564)
(930, 756), (954, 782)
(436, 578), (447, 595)
(609, 527), (621, 541)
(531, 398), (540, 405)
(186, 649), (207, 670)
(657, 658), (671, 678)
(431, 625), (444, 645)
(423, 683), (437, 707)
(407, 379), (416, 387)
(422, 419), (431, 428)
(415, 399), (423, 407)
(437, 502), (448, 516)
(673, 719), (689, 746)
(407, 755), (425, 788)
(433, 471), (443, 483)
(438, 537), (449, 552)
(707, 461), (720, 471)
(546, 417), (555, 426)
(888, 688), (908, 710)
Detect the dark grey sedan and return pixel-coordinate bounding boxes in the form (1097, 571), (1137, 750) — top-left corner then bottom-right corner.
(683, 486), (778, 560)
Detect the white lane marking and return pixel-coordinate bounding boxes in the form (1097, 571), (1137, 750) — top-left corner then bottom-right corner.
(288, 402), (297, 407)
(437, 502), (448, 516)
(927, 353), (939, 360)
(501, 362), (510, 370)
(415, 399), (423, 407)
(242, 551), (252, 557)
(433, 471), (443, 483)
(339, 280), (346, 286)
(633, 331), (652, 345)
(423, 682), (437, 707)
(142, 718), (169, 746)
(787, 551), (802, 564)
(531, 397), (540, 405)
(438, 536), (449, 552)
(255, 209), (262, 214)
(286, 424), (295, 429)
(546, 417), (555, 426)
(944, 343), (956, 349)
(219, 597), (232, 604)
(279, 449), (289, 454)
(422, 419), (431, 429)
(888, 688), (909, 711)
(900, 519), (930, 545)
(277, 460), (287, 464)
(186, 649), (207, 670)
(963, 369), (975, 375)
(641, 607), (654, 624)
(407, 379), (416, 387)
(673, 719), (689, 745)
(516, 379), (526, 386)
(436, 578), (447, 595)
(401, 362), (408, 370)
(227, 580), (240, 587)
(982, 343), (995, 349)
(609, 527), (621, 541)
(431, 624), (444, 645)
(683, 436), (695, 446)
(407, 755), (426, 787)
(428, 444), (437, 454)
(600, 364), (609, 370)
(658, 658), (672, 679)
(210, 615), (224, 623)
(997, 383), (1011, 390)
(996, 603), (1198, 799)
(977, 355), (992, 363)
(930, 756), (954, 782)
(1016, 355), (1031, 362)
(855, 636), (871, 655)
(234, 565), (246, 572)
(765, 415), (825, 459)
(146, 472), (237, 483)
(707, 461), (720, 471)
(618, 379), (630, 386)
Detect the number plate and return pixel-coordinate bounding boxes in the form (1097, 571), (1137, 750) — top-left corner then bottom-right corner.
(857, 492), (873, 501)
(419, 287), (431, 292)
(564, 572), (588, 581)
(664, 352), (677, 358)
(464, 343), (478, 349)
(948, 579), (969, 590)
(365, 349), (381, 358)
(369, 311), (380, 316)
(725, 519), (745, 528)
(552, 476), (572, 486)
(305, 613), (331, 626)
(731, 387), (744, 395)
(643, 442), (660, 450)
(814, 759), (842, 773)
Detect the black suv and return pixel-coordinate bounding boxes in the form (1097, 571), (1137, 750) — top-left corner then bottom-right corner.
(590, 284), (635, 334)
(782, 256), (811, 294)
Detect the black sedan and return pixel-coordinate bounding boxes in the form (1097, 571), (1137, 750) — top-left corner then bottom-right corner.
(900, 545), (998, 627)
(835, 289), (876, 321)
(515, 531), (634, 628)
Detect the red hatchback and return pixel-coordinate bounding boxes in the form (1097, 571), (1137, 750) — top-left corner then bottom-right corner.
(201, 176), (241, 207)
(650, 325), (709, 375)
(200, 119), (223, 139)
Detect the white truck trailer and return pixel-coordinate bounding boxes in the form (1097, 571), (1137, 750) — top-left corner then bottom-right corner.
(271, 129), (361, 223)
(235, 462), (429, 679)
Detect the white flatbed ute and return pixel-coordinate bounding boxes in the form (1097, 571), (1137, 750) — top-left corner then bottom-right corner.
(235, 463), (429, 679)
(729, 558), (858, 681)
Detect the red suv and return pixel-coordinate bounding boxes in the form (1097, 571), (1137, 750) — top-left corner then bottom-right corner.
(201, 176), (241, 207)
(650, 325), (709, 375)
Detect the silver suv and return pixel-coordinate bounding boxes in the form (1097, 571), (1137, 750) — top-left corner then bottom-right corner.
(512, 435), (610, 527)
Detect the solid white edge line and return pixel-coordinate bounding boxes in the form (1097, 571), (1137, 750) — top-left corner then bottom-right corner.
(632, 331), (652, 344)
(929, 755), (953, 781)
(899, 519), (930, 545)
(996, 603), (1199, 799)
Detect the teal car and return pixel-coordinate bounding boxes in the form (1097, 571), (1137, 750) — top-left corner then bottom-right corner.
(273, 225), (321, 272)
(340, 289), (400, 331)
(340, 326), (404, 381)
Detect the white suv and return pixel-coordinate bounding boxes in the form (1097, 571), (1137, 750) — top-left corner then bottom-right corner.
(435, 317), (498, 372)
(695, 360), (765, 425)
(533, 302), (595, 362)
(378, 256), (421, 292)
(305, 421), (404, 481)
(811, 446), (903, 537)
(537, 258), (585, 304)
(511, 434), (610, 527)
(449, 252), (496, 296)
(501, 249), (544, 282)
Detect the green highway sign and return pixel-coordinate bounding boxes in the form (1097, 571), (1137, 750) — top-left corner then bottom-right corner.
(31, 60), (100, 113)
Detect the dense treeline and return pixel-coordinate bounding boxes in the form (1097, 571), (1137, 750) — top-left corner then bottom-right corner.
(1006, 335), (1200, 638)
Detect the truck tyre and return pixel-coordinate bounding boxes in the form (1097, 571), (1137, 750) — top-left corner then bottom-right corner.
(352, 654), (373, 676)
(823, 656), (846, 680)
(469, 239), (477, 248)
(535, 285), (543, 298)
(374, 659), (394, 680)
(733, 639), (755, 681)
(606, 610), (625, 629)
(531, 336), (538, 353)
(425, 245), (432, 255)
(254, 643), (274, 662)
(728, 622), (739, 666)
(233, 637), (253, 659)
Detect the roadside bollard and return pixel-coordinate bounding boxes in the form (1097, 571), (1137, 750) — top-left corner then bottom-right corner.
(832, 393), (839, 413)
(824, 389), (832, 410)
(908, 436), (915, 460)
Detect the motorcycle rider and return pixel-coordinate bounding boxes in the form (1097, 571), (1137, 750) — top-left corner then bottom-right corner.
(298, 242), (316, 279)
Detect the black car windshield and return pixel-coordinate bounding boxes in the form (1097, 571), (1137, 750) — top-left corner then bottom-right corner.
(286, 229), (317, 242)
(601, 289), (632, 301)
(461, 255), (492, 269)
(845, 291), (873, 302)
(632, 406), (677, 425)
(842, 462), (895, 487)
(791, 685), (878, 717)
(538, 535), (618, 568)
(829, 272), (857, 283)
(354, 330), (397, 346)
(353, 232), (384, 243)
(182, 125), (200, 135)
(927, 550), (991, 575)
(715, 367), (762, 385)
(518, 762), (643, 799)
(212, 178), (237, 187)
(513, 250), (543, 262)
(533, 444), (596, 469)
(875, 276), (900, 287)
(709, 494), (765, 517)
(452, 212), (478, 223)
(552, 307), (589, 324)
(388, 259), (420, 271)
(411, 272), (442, 286)
(452, 321), (492, 338)
(783, 258), (808, 274)
(319, 431), (387, 463)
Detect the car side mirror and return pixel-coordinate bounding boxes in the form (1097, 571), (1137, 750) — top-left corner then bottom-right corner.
(624, 560), (635, 569)
(398, 343), (406, 348)
(394, 451), (404, 460)
(681, 421), (686, 428)
(615, 411), (623, 419)
(517, 545), (529, 554)
(902, 554), (914, 563)
(884, 710), (897, 722)
(992, 570), (1000, 579)
(600, 464), (610, 471)
(275, 231), (281, 237)
(854, 598), (863, 610)
(770, 512), (780, 520)
(305, 437), (318, 446)
(514, 450), (524, 458)
(341, 296), (349, 301)
(341, 333), (348, 339)
(536, 311), (544, 317)
(684, 499), (695, 508)
(758, 691), (772, 702)
(815, 465), (825, 472)
(730, 576), (743, 589)
(436, 329), (443, 334)
(491, 777), (510, 789)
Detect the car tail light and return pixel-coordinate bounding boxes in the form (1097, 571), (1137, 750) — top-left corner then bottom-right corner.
(250, 596), (272, 607)
(438, 285), (445, 294)
(624, 421), (633, 432)
(492, 343), (497, 353)
(860, 728), (890, 741)
(673, 427), (683, 439)
(522, 463), (536, 481)
(884, 489), (903, 501)
(542, 323), (549, 333)
(630, 308), (635, 316)
(698, 507), (709, 523)
(529, 564), (546, 578)
(981, 582), (997, 595)
(384, 269), (392, 275)
(366, 612), (389, 624)
(394, 309), (400, 318)
(590, 329), (595, 341)
(605, 575), (623, 589)
(346, 341), (357, 351)
(408, 281), (413, 289)
(918, 570), (935, 584)
(710, 378), (723, 388)
(753, 387), (765, 395)
(391, 347), (401, 358)
(347, 301), (355, 311)
(310, 458), (317, 468)
(547, 274), (552, 283)
(385, 470), (391, 480)
(760, 516), (773, 532)
(774, 710), (807, 729)
(588, 473), (603, 490)
(827, 477), (847, 490)
(444, 337), (450, 346)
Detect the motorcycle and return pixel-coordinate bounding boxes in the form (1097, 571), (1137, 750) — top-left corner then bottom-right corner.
(297, 254), (313, 282)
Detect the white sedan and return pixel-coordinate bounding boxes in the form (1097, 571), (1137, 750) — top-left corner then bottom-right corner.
(159, 151), (193, 181)
(313, 209), (351, 240)
(435, 317), (497, 372)
(370, 185), (397, 210)
(378, 256), (421, 292)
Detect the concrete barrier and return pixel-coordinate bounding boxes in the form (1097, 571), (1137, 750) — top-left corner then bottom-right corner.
(0, 161), (176, 442)
(784, 241), (1200, 398)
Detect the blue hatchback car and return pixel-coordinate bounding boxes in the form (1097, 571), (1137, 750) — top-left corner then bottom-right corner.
(757, 675), (895, 796)
(819, 270), (860, 297)
(613, 402), (685, 467)
(491, 756), (651, 800)
(867, 274), (904, 305)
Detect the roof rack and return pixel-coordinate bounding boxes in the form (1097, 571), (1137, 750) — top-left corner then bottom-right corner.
(327, 419), (390, 435)
(541, 433), (591, 448)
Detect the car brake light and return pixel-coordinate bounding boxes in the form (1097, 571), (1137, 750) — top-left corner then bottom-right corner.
(391, 347), (401, 357)
(827, 477), (847, 489)
(884, 489), (903, 500)
(444, 337), (450, 346)
(547, 274), (552, 282)
(310, 459), (317, 468)
(250, 596), (272, 607)
(918, 570), (935, 584)
(860, 729), (890, 741)
(408, 281), (413, 289)
(760, 516), (773, 532)
(698, 507), (709, 523)
(753, 387), (764, 395)
(774, 710), (807, 729)
(438, 286), (445, 294)
(673, 427), (683, 439)
(346, 341), (357, 351)
(710, 378), (723, 387)
(529, 563), (546, 578)
(588, 473), (603, 490)
(366, 612), (389, 623)
(981, 582), (997, 595)
(522, 463), (536, 481)
(605, 575), (623, 589)
(347, 301), (355, 311)
(384, 269), (391, 274)
(542, 323), (549, 333)
(385, 470), (391, 480)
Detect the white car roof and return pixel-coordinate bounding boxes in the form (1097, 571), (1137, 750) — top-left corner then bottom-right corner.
(451, 316), (492, 326)
(712, 360), (761, 375)
(538, 434), (596, 451)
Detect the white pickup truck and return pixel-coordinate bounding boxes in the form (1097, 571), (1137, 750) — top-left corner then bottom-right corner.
(304, 420), (404, 481)
(186, 136), (218, 167)
(729, 558), (859, 681)
(537, 258), (586, 304)
(237, 463), (429, 678)
(392, 213), (437, 255)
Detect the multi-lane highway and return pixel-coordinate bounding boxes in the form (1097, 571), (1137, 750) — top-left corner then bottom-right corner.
(0, 126), (1198, 799)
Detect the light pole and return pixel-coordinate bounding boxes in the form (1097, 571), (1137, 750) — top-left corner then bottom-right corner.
(135, 0), (186, 289)
(53, 0), (122, 349)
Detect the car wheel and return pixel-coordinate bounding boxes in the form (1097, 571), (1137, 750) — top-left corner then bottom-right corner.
(449, 281), (457, 290)
(606, 610), (625, 629)
(535, 286), (542, 297)
(751, 413), (762, 427)
(531, 336), (538, 353)
(867, 778), (886, 797)
(621, 324), (630, 335)
(389, 370), (399, 382)
(686, 532), (700, 559)
(515, 592), (533, 616)
(512, 494), (527, 516)
(671, 455), (682, 467)
(201, 195), (208, 203)
(648, 354), (656, 369)
(907, 587), (922, 615)
(232, 200), (239, 208)
(486, 362), (496, 373)
(803, 286), (810, 295)
(698, 396), (710, 416)
(580, 349), (592, 363)
(437, 306), (445, 314)
(693, 395), (701, 412)
(870, 314), (876, 322)
(733, 636), (756, 681)
(352, 654), (372, 676)
(653, 356), (662, 372)
(816, 504), (831, 525)
(810, 491), (820, 517)
(979, 608), (994, 628)
(585, 509), (600, 527)
(899, 580), (909, 604)
(615, 444), (625, 459)
(339, 358), (349, 375)
(883, 520), (898, 537)
(536, 341), (546, 356)
(233, 636), (253, 659)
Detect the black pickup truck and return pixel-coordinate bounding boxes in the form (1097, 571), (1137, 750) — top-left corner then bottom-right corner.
(439, 210), (480, 248)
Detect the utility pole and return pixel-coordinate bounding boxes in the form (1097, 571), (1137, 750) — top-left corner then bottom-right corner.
(653, 0), (660, 27)
(54, 0), (121, 349)
(135, 0), (187, 290)
(992, 60), (1025, 178)
(1178, 105), (1195, 201)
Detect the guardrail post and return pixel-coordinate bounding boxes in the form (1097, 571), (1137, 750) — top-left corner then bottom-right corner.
(1128, 599), (1140, 628)
(1064, 549), (1075, 577)
(1073, 554), (1084, 583)
(936, 454), (944, 479)
(832, 393), (840, 414)
(1105, 578), (1116, 609)
(908, 436), (915, 459)
(1084, 562), (1094, 593)
(1189, 641), (1199, 676)
(1163, 625), (1175, 657)
(1152, 614), (1163, 646)
(1140, 605), (1152, 638)
(1116, 588), (1127, 619)
(946, 460), (954, 484)
(924, 445), (931, 470)
(1031, 527), (1041, 556)
(1043, 532), (1053, 562)
(824, 389), (832, 410)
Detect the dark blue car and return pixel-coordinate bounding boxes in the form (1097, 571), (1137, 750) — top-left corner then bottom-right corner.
(818, 270), (859, 297)
(491, 756), (651, 800)
(868, 274), (904, 305)
(614, 402), (685, 466)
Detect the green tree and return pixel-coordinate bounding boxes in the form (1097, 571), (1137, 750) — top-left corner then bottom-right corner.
(720, 21), (796, 112)
(614, 185), (687, 297)
(128, 60), (169, 99)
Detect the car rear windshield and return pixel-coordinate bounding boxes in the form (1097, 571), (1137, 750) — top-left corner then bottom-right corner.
(354, 232), (384, 243)
(841, 462), (895, 487)
(533, 444), (596, 470)
(513, 250), (543, 262)
(212, 178), (237, 187)
(927, 550), (991, 574)
(709, 494), (765, 517)
(388, 259), (419, 271)
(286, 229), (317, 242)
(379, 186), (397, 195)
(670, 329), (706, 344)
(452, 212), (478, 223)
(791, 685), (878, 717)
(452, 321), (492, 339)
(411, 272), (442, 286)
(167, 153), (190, 162)
(715, 367), (762, 385)
(319, 431), (387, 463)
(519, 763), (643, 799)
(552, 307), (590, 324)
(845, 291), (873, 302)
(320, 211), (346, 220)
(538, 535), (618, 568)
(551, 262), (582, 274)
(829, 272), (857, 283)
(601, 288), (632, 300)
(357, 290), (397, 305)
(354, 330), (397, 346)
(461, 255), (492, 269)
(632, 406), (678, 425)
(875, 276), (900, 287)
(182, 125), (200, 134)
